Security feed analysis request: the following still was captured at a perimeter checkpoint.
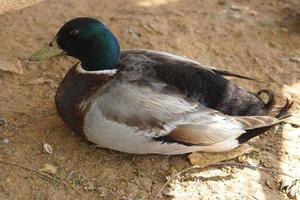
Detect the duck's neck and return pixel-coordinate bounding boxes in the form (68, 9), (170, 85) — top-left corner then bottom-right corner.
(80, 31), (120, 71)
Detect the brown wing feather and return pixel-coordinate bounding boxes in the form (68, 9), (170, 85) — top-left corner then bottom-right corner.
(233, 116), (280, 130)
(156, 115), (282, 146)
(162, 124), (237, 146)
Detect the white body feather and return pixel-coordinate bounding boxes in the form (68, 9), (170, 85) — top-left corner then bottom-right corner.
(83, 101), (240, 154)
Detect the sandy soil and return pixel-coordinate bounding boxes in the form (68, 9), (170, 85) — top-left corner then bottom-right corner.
(0, 0), (43, 14)
(0, 0), (300, 199)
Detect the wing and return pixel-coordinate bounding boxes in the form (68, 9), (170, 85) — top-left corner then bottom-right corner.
(91, 51), (247, 146)
(119, 49), (267, 117)
(120, 49), (228, 108)
(96, 77), (247, 145)
(121, 49), (268, 82)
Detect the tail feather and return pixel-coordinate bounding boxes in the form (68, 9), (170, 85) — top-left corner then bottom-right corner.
(237, 126), (273, 144)
(265, 98), (293, 119)
(236, 91), (293, 144)
(274, 98), (293, 119)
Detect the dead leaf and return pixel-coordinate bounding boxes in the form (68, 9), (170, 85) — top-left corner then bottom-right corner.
(280, 176), (295, 192)
(288, 184), (299, 199)
(262, 161), (272, 168)
(0, 0), (44, 14)
(38, 164), (57, 175)
(26, 77), (52, 85)
(284, 112), (300, 127)
(238, 154), (247, 163)
(266, 180), (275, 189)
(188, 145), (257, 166)
(282, 82), (300, 107)
(0, 60), (23, 74)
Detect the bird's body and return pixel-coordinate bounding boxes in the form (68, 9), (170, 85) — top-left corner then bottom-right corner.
(31, 18), (292, 155)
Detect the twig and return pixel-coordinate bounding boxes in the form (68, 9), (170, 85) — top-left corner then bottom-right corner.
(0, 159), (37, 172)
(1, 127), (17, 135)
(1, 122), (27, 137)
(0, 159), (110, 196)
(0, 159), (61, 185)
(154, 161), (296, 200)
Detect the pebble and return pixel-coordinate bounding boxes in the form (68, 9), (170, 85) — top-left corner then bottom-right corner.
(0, 138), (10, 144)
(43, 143), (53, 155)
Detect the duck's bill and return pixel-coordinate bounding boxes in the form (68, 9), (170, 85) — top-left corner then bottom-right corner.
(30, 38), (65, 61)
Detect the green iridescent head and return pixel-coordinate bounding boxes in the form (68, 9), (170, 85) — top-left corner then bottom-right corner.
(31, 17), (120, 71)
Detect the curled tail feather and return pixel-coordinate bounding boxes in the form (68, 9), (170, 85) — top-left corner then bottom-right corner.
(256, 89), (293, 119)
(274, 98), (293, 119)
(256, 89), (275, 110)
(265, 98), (293, 119)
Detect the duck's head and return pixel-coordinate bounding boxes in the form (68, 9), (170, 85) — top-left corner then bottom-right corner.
(30, 17), (120, 71)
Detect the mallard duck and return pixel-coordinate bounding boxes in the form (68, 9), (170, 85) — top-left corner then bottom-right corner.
(30, 17), (292, 155)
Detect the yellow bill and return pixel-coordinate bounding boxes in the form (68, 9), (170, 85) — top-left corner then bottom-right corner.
(30, 38), (65, 61)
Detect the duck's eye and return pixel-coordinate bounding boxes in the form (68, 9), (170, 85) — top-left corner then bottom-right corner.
(69, 29), (79, 37)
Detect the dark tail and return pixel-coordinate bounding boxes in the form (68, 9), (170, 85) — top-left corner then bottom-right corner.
(237, 126), (273, 144)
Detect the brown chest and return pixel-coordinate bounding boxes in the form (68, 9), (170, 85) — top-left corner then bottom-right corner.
(55, 65), (113, 135)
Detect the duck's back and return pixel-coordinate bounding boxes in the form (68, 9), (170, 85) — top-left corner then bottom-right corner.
(120, 49), (267, 116)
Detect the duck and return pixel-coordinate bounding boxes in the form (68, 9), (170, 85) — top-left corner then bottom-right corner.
(30, 17), (292, 155)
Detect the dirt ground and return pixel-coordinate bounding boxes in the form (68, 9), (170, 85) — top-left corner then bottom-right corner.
(0, 0), (300, 199)
(0, 0), (43, 14)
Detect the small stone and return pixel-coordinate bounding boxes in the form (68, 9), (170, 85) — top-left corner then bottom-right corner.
(262, 161), (272, 168)
(266, 180), (274, 189)
(0, 117), (6, 126)
(125, 29), (141, 39)
(268, 41), (277, 48)
(282, 27), (289, 33)
(67, 171), (76, 181)
(290, 57), (300, 63)
(248, 10), (258, 16)
(96, 186), (107, 197)
(0, 138), (10, 144)
(230, 5), (241, 11)
(217, 0), (226, 6)
(43, 143), (53, 155)
(84, 183), (95, 191)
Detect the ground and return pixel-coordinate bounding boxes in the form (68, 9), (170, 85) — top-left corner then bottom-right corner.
(0, 0), (300, 199)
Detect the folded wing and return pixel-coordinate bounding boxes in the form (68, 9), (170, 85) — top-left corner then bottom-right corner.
(92, 51), (282, 150)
